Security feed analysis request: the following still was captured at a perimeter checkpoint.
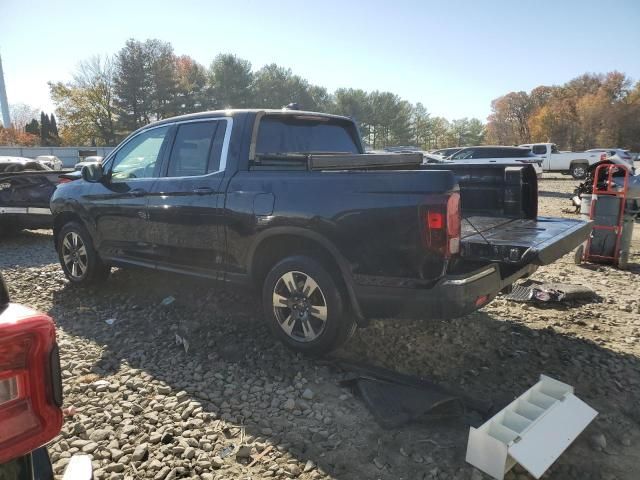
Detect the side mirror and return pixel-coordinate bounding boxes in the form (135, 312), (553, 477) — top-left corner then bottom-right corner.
(81, 163), (104, 183)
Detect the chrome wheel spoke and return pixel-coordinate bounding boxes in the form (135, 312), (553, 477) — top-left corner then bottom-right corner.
(77, 245), (87, 257)
(63, 237), (72, 251)
(63, 254), (72, 265)
(310, 305), (327, 322)
(281, 272), (297, 293)
(300, 318), (314, 339)
(76, 260), (86, 275)
(280, 315), (296, 336)
(273, 292), (289, 307)
(71, 262), (78, 277)
(302, 275), (319, 297)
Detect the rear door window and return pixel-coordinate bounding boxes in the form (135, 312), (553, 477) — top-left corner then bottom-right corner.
(166, 121), (226, 177)
(452, 149), (474, 160)
(256, 116), (360, 155)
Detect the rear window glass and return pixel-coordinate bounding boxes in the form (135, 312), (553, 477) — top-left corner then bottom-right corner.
(532, 145), (547, 155)
(256, 117), (360, 155)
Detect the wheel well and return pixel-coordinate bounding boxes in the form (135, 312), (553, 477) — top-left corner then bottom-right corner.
(53, 212), (81, 240)
(251, 235), (345, 289)
(251, 234), (364, 320)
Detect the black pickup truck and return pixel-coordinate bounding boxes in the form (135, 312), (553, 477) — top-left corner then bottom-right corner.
(50, 109), (591, 354)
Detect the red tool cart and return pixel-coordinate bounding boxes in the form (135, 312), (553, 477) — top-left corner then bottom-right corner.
(575, 164), (633, 268)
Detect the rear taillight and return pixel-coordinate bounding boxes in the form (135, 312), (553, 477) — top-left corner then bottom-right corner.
(423, 192), (461, 258)
(58, 177), (72, 184)
(0, 308), (62, 463)
(600, 153), (607, 161)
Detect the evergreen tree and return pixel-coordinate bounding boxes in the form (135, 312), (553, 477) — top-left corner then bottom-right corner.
(40, 111), (50, 146)
(25, 118), (40, 136)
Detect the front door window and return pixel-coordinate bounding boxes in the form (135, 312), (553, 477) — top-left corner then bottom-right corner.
(110, 126), (170, 182)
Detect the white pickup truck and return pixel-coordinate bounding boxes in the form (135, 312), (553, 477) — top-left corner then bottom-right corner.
(519, 143), (605, 179)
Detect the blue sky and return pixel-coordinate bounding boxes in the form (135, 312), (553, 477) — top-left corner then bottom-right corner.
(2, 0), (639, 120)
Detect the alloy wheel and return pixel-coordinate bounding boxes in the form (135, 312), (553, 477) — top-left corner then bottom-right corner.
(272, 270), (328, 342)
(62, 232), (88, 279)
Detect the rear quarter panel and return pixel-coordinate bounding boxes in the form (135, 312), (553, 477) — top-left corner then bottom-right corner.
(224, 169), (457, 282)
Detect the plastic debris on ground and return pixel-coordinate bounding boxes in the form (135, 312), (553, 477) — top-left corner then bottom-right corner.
(104, 318), (116, 326)
(336, 360), (497, 429)
(174, 333), (189, 353)
(503, 280), (596, 305)
(160, 295), (176, 306)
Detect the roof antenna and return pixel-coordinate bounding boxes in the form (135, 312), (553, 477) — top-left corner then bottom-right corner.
(282, 102), (300, 111)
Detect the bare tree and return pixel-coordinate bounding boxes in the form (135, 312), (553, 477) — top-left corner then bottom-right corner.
(9, 103), (39, 131)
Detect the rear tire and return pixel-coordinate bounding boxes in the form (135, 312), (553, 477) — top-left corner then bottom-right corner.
(570, 164), (587, 179)
(262, 255), (356, 355)
(57, 221), (110, 285)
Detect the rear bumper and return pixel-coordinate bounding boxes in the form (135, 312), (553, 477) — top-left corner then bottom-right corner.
(355, 262), (538, 320)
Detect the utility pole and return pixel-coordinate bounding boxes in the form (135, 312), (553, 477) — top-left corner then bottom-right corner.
(0, 52), (11, 128)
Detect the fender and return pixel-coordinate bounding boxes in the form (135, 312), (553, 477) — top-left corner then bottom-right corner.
(246, 226), (365, 320)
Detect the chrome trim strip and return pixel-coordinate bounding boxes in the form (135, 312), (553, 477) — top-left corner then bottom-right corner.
(0, 206), (51, 215)
(27, 207), (52, 215)
(442, 267), (496, 286)
(0, 207), (27, 214)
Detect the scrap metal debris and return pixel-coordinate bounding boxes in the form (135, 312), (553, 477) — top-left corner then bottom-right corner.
(503, 280), (596, 304)
(336, 360), (496, 429)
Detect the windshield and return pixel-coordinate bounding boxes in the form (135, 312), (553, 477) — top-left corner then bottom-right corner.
(256, 116), (360, 156)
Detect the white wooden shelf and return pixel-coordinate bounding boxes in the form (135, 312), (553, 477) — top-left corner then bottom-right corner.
(466, 375), (597, 479)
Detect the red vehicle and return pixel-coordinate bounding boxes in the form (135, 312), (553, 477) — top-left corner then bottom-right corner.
(0, 273), (91, 479)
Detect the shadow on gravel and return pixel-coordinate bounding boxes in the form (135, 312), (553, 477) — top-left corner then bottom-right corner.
(0, 229), (57, 268)
(538, 190), (572, 199)
(49, 267), (640, 480)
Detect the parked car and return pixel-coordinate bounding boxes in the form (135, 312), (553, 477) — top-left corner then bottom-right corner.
(586, 148), (635, 172)
(0, 156), (51, 172)
(519, 143), (605, 179)
(74, 155), (103, 171)
(51, 109), (591, 354)
(35, 155), (64, 170)
(429, 147), (462, 159)
(0, 157), (61, 234)
(439, 146), (543, 176)
(0, 273), (93, 480)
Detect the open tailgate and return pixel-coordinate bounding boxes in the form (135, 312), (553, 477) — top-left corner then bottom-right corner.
(460, 216), (593, 266)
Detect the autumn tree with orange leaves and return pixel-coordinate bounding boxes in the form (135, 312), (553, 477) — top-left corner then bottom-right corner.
(486, 72), (640, 151)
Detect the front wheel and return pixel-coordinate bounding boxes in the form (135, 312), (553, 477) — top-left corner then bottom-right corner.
(262, 255), (356, 355)
(570, 164), (587, 179)
(57, 222), (110, 285)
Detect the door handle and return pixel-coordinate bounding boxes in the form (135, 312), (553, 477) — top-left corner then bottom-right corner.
(192, 187), (214, 195)
(129, 188), (147, 197)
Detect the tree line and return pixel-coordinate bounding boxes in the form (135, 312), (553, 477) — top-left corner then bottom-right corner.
(0, 104), (60, 147)
(46, 38), (485, 149)
(4, 37), (639, 152)
(486, 72), (640, 151)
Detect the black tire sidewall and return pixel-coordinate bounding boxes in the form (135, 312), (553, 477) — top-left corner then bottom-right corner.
(57, 221), (108, 284)
(262, 255), (346, 355)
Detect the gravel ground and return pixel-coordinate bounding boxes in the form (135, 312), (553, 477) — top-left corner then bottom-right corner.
(1, 175), (639, 480)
